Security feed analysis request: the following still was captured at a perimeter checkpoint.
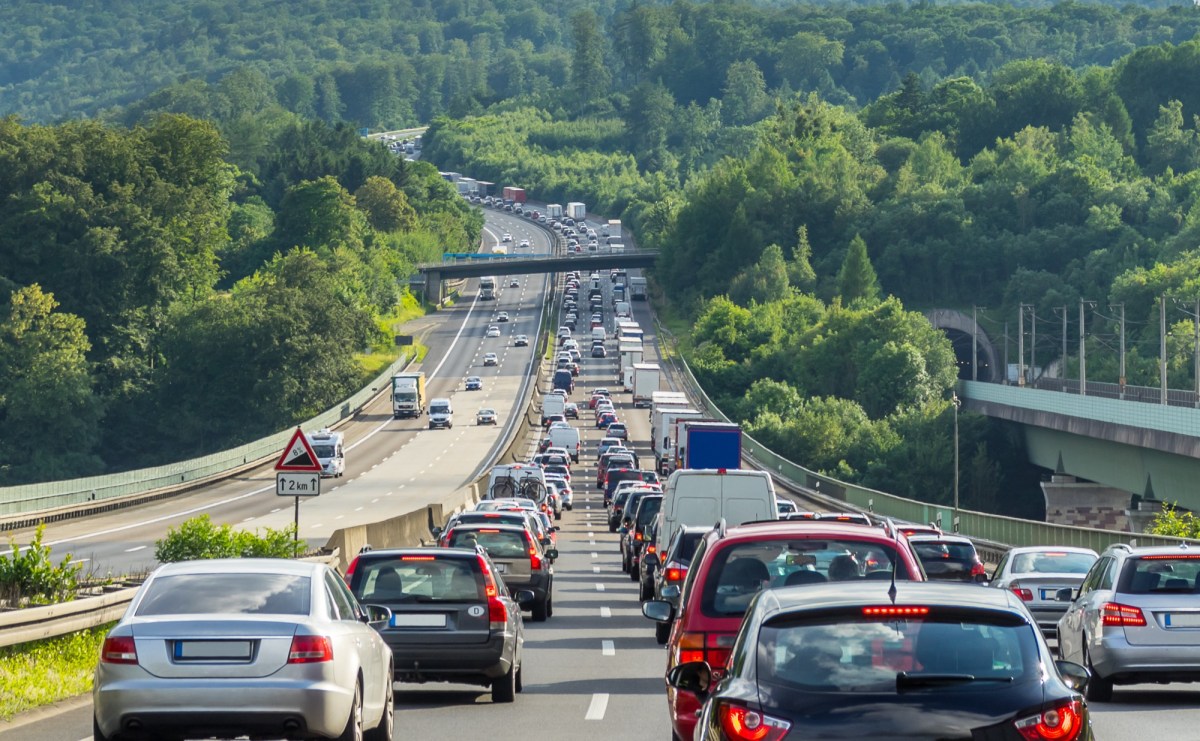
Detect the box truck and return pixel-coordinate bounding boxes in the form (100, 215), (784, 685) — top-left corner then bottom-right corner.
(629, 276), (647, 300)
(679, 421), (743, 470)
(632, 363), (661, 408)
(546, 203), (563, 219)
(502, 186), (527, 203)
(392, 372), (427, 418)
(567, 202), (587, 221)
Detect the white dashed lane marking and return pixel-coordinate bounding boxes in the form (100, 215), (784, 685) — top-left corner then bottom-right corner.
(585, 693), (609, 721)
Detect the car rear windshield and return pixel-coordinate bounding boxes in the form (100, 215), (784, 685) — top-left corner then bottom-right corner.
(702, 540), (914, 618)
(757, 610), (1038, 692)
(912, 542), (978, 562)
(136, 573), (310, 616)
(351, 556), (481, 603)
(1010, 551), (1096, 575)
(448, 529), (530, 559)
(1120, 556), (1200, 593)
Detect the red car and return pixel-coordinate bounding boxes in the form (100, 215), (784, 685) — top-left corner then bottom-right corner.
(645, 521), (926, 741)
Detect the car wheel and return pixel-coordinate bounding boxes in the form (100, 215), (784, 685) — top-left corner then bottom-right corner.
(532, 596), (549, 622)
(1085, 645), (1114, 702)
(546, 594), (553, 618)
(655, 619), (671, 645)
(640, 579), (653, 600)
(492, 663), (517, 703)
(555, 511), (562, 521)
(93, 715), (113, 741)
(630, 564), (639, 582)
(363, 671), (394, 741)
(608, 521), (617, 533)
(335, 680), (364, 741)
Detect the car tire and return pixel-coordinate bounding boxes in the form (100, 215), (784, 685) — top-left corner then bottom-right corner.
(555, 511), (562, 521)
(639, 578), (652, 598)
(655, 619), (671, 645)
(532, 596), (549, 622)
(363, 670), (394, 741)
(515, 662), (524, 693)
(1085, 645), (1114, 702)
(492, 663), (517, 703)
(93, 716), (113, 741)
(334, 680), (363, 741)
(630, 566), (639, 582)
(609, 521), (617, 533)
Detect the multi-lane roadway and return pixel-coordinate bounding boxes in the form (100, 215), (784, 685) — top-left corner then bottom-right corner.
(2, 208), (1197, 740)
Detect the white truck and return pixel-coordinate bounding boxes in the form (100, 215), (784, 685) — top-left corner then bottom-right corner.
(632, 363), (661, 408)
(629, 276), (647, 300)
(619, 340), (644, 391)
(614, 300), (631, 319)
(392, 372), (427, 418)
(656, 469), (777, 558)
(567, 202), (587, 221)
(306, 429), (345, 478)
(658, 409), (705, 475)
(649, 390), (688, 423)
(546, 203), (564, 219)
(650, 402), (694, 457)
(603, 219), (621, 237)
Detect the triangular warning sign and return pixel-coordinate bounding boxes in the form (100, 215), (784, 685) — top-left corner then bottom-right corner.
(275, 428), (323, 472)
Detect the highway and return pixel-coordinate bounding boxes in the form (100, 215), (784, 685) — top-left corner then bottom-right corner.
(3, 207), (1198, 740)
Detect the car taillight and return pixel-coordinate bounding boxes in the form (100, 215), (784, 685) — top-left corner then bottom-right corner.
(970, 562), (987, 577)
(1011, 582), (1034, 602)
(527, 538), (542, 570)
(1101, 602), (1147, 627)
(717, 701), (792, 741)
(863, 606), (930, 617)
(645, 544), (657, 556)
(344, 557), (358, 584)
(1014, 700), (1084, 741)
(101, 636), (138, 664)
(706, 633), (735, 669)
(488, 596), (507, 628)
(477, 555), (499, 598)
(288, 635), (333, 664)
(666, 564), (687, 582)
(678, 632), (706, 664)
(635, 532), (643, 541)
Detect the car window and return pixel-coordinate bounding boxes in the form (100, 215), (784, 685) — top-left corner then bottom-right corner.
(1011, 551), (1096, 575)
(1078, 557), (1110, 594)
(672, 532), (704, 564)
(136, 573), (311, 616)
(702, 540), (913, 618)
(912, 542), (977, 561)
(1119, 556), (1200, 594)
(449, 529), (528, 559)
(326, 571), (360, 621)
(636, 497), (663, 527)
(351, 556), (482, 603)
(757, 612), (1037, 692)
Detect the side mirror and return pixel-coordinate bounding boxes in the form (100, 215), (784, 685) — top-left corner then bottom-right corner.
(974, 572), (990, 584)
(360, 604), (392, 627)
(661, 585), (681, 600)
(545, 548), (559, 560)
(429, 525), (443, 540)
(513, 589), (536, 607)
(666, 661), (712, 698)
(540, 536), (552, 545)
(1055, 660), (1091, 693)
(642, 599), (674, 623)
(1055, 587), (1075, 603)
(644, 552), (660, 567)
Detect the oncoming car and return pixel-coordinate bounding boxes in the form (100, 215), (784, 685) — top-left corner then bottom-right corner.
(465, 376), (483, 391)
(483, 353), (499, 366)
(477, 408), (498, 425)
(514, 334), (529, 347)
(93, 559), (396, 741)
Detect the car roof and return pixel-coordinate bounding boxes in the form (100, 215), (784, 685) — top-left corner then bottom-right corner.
(907, 533), (976, 546)
(153, 558), (318, 577)
(716, 520), (896, 544)
(357, 547), (479, 560)
(1005, 545), (1098, 557)
(1107, 543), (1200, 558)
(756, 580), (1030, 619)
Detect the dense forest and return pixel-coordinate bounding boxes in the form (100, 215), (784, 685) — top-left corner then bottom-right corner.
(5, 0), (1200, 516)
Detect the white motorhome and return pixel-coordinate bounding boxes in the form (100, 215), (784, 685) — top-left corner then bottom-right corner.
(305, 429), (345, 478)
(656, 469), (777, 556)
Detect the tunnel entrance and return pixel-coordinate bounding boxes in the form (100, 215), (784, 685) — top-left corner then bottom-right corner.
(942, 327), (996, 382)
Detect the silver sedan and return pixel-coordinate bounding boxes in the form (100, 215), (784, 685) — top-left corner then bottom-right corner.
(93, 559), (395, 741)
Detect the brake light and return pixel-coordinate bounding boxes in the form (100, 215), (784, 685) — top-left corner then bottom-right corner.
(863, 606), (930, 617)
(288, 635), (333, 664)
(635, 532), (643, 541)
(1011, 582), (1034, 602)
(344, 557), (359, 584)
(1101, 602), (1146, 627)
(646, 544), (657, 555)
(717, 702), (792, 741)
(970, 562), (987, 577)
(401, 555), (436, 561)
(477, 555), (498, 598)
(706, 633), (735, 669)
(101, 636), (138, 664)
(1140, 554), (1200, 560)
(1014, 700), (1084, 740)
(666, 565), (687, 582)
(488, 595), (507, 627)
(678, 632), (705, 664)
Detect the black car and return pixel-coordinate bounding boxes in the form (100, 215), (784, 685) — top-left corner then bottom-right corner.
(621, 493), (662, 579)
(908, 534), (989, 583)
(346, 547), (534, 703)
(645, 526), (707, 643)
(666, 581), (1094, 741)
(591, 344), (607, 358)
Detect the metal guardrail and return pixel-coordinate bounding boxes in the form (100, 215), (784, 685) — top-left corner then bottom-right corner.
(654, 324), (1195, 555)
(0, 350), (418, 521)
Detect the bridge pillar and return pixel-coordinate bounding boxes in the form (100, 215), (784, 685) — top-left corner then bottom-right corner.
(425, 269), (443, 306)
(1040, 474), (1132, 532)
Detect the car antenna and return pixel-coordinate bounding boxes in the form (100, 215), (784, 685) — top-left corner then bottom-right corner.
(886, 517), (899, 604)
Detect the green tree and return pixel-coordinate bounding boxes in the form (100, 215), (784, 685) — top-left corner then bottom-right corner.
(1145, 100), (1200, 175)
(837, 234), (881, 305)
(728, 244), (790, 307)
(354, 176), (418, 233)
(722, 60), (770, 126)
(789, 226), (818, 293)
(569, 10), (611, 113)
(275, 177), (367, 252)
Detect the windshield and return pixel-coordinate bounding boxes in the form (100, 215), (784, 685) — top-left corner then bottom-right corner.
(137, 573), (310, 616)
(430, 404), (450, 415)
(1011, 551), (1096, 575)
(635, 497), (662, 527)
(395, 391), (416, 401)
(352, 557), (481, 603)
(702, 540), (913, 618)
(758, 612), (1038, 692)
(311, 444), (336, 459)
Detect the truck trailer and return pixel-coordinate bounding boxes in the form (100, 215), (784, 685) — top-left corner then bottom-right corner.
(632, 363), (661, 408)
(679, 421), (743, 470)
(392, 372), (427, 418)
(567, 202), (587, 221)
(502, 186), (527, 203)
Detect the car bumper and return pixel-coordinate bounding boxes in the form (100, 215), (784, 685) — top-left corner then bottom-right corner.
(1028, 607), (1069, 634)
(389, 634), (513, 683)
(94, 676), (353, 739)
(1095, 633), (1200, 683)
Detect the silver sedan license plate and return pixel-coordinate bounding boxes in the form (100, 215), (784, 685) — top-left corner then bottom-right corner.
(175, 640), (252, 660)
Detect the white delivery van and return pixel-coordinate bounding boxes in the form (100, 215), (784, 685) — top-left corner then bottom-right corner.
(592, 326), (607, 343)
(656, 469), (776, 556)
(428, 398), (454, 429)
(547, 425), (582, 462)
(542, 393), (566, 425)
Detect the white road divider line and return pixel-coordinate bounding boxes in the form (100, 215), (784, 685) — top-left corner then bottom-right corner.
(124, 545), (146, 553)
(596, 583), (605, 592)
(600, 606), (611, 618)
(593, 566), (601, 574)
(585, 693), (609, 721)
(601, 640), (615, 656)
(591, 552), (598, 559)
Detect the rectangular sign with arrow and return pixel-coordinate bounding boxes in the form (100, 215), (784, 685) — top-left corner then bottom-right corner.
(276, 472), (320, 497)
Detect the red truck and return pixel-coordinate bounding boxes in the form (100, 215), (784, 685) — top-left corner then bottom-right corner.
(502, 186), (527, 204)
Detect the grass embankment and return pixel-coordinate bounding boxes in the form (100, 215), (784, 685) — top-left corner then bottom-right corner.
(0, 623), (112, 719)
(355, 293), (430, 376)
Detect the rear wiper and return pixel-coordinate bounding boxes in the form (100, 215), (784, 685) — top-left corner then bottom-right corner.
(897, 672), (1014, 688)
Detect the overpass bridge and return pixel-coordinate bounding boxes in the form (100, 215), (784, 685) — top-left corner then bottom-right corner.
(415, 251), (658, 302)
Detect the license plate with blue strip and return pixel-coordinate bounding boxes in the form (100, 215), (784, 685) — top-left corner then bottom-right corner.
(1162, 613), (1200, 628)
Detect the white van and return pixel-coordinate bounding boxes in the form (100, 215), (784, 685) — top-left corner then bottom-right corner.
(592, 326), (607, 343)
(546, 425), (582, 462)
(542, 393), (566, 425)
(656, 469), (776, 556)
(428, 398), (454, 429)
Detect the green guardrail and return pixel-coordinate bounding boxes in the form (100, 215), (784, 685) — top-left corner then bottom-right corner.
(655, 324), (1193, 554)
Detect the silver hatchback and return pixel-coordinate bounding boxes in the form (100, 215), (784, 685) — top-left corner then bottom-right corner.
(93, 559), (395, 741)
(1057, 543), (1200, 701)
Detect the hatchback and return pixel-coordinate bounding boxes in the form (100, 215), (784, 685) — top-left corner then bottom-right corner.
(643, 521), (926, 740)
(94, 560), (395, 741)
(476, 408), (497, 425)
(563, 402), (579, 419)
(645, 526), (708, 643)
(514, 334), (529, 347)
(486, 326), (501, 338)
(989, 546), (1097, 637)
(591, 345), (607, 358)
(908, 533), (988, 583)
(670, 581), (1093, 741)
(345, 548), (533, 704)
(1057, 542), (1200, 701)
(606, 423), (628, 440)
(496, 311), (509, 322)
(445, 525), (557, 622)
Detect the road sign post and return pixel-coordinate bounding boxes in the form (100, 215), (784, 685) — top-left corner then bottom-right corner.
(274, 428), (324, 545)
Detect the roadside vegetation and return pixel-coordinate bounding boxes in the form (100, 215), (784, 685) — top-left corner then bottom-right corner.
(0, 525), (81, 607)
(0, 623), (111, 720)
(1146, 504), (1200, 540)
(154, 515), (304, 562)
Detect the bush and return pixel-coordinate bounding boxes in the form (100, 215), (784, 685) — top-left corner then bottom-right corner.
(1145, 503), (1200, 539)
(154, 515), (304, 562)
(0, 524), (81, 607)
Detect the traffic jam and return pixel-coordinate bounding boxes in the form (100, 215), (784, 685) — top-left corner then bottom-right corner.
(87, 205), (1200, 741)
